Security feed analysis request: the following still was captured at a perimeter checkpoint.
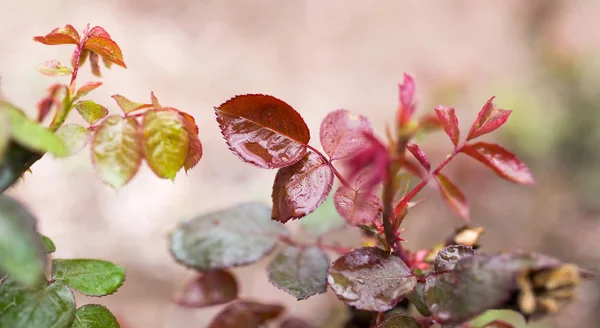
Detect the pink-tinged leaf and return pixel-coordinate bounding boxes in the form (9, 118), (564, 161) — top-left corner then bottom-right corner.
(272, 152), (334, 222)
(461, 142), (534, 184)
(208, 301), (284, 328)
(467, 97), (512, 140)
(74, 81), (103, 101)
(435, 173), (469, 220)
(215, 94), (310, 169)
(319, 109), (373, 160)
(55, 124), (90, 157)
(142, 109), (188, 180)
(83, 36), (126, 68)
(34, 60), (72, 76)
(172, 270), (238, 308)
(399, 158), (426, 178)
(418, 112), (443, 133)
(75, 100), (108, 125)
(150, 91), (161, 108)
(36, 84), (63, 122)
(346, 133), (390, 195)
(407, 142), (430, 171)
(91, 115), (143, 189)
(88, 26), (111, 38)
(179, 111), (202, 172)
(89, 51), (101, 77)
(397, 73), (416, 126)
(111, 94), (150, 114)
(434, 105), (460, 146)
(334, 186), (382, 225)
(33, 25), (80, 45)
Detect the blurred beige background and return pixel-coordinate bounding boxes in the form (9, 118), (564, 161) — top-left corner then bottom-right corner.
(1, 0), (600, 327)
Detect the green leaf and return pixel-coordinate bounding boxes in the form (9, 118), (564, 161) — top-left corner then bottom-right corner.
(0, 195), (46, 286)
(3, 102), (67, 157)
(376, 313), (421, 328)
(71, 304), (120, 328)
(0, 110), (9, 165)
(169, 202), (289, 271)
(111, 94), (148, 114)
(91, 115), (143, 189)
(300, 191), (345, 236)
(0, 279), (76, 328)
(52, 259), (125, 296)
(35, 60), (72, 76)
(327, 247), (416, 311)
(142, 109), (188, 180)
(56, 124), (90, 157)
(267, 246), (329, 300)
(75, 100), (108, 125)
(41, 234), (56, 253)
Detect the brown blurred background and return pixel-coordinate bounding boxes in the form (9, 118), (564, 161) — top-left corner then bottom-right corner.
(1, 0), (599, 327)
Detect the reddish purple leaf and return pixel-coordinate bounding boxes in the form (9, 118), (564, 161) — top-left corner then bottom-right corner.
(36, 84), (63, 122)
(346, 133), (390, 195)
(461, 142), (534, 185)
(272, 152), (334, 222)
(172, 270), (238, 308)
(208, 300), (284, 328)
(33, 25), (80, 45)
(467, 97), (512, 140)
(280, 318), (314, 328)
(215, 94), (310, 169)
(179, 111), (202, 172)
(407, 143), (430, 172)
(397, 73), (416, 126)
(334, 186), (382, 225)
(434, 106), (460, 146)
(319, 109), (372, 160)
(434, 173), (469, 220)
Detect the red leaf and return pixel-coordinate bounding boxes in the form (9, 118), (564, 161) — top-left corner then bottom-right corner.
(397, 73), (416, 126)
(346, 133), (390, 195)
(208, 300), (284, 328)
(88, 26), (111, 38)
(434, 105), (460, 146)
(215, 94), (310, 169)
(334, 186), (382, 225)
(435, 173), (469, 220)
(461, 142), (534, 184)
(319, 109), (372, 160)
(83, 36), (126, 68)
(280, 318), (314, 328)
(418, 113), (443, 132)
(33, 25), (80, 45)
(172, 270), (238, 308)
(36, 84), (63, 122)
(180, 111), (203, 172)
(406, 142), (430, 171)
(467, 97), (512, 140)
(74, 81), (103, 101)
(272, 152), (334, 222)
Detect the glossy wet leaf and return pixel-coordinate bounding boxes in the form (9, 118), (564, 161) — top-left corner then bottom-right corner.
(407, 143), (430, 171)
(181, 111), (202, 172)
(0, 195), (46, 286)
(280, 318), (314, 328)
(327, 247), (416, 311)
(208, 300), (284, 328)
(461, 142), (534, 185)
(268, 246), (329, 300)
(91, 115), (142, 189)
(71, 304), (119, 328)
(467, 97), (512, 140)
(41, 234), (56, 254)
(0, 279), (75, 328)
(172, 270), (238, 308)
(434, 245), (477, 272)
(142, 109), (188, 180)
(376, 313), (421, 328)
(434, 173), (469, 221)
(74, 82), (103, 101)
(301, 193), (346, 236)
(4, 103), (67, 157)
(169, 202), (289, 271)
(33, 24), (80, 45)
(272, 152), (334, 222)
(424, 252), (568, 324)
(319, 109), (372, 160)
(434, 106), (460, 146)
(215, 94), (310, 168)
(83, 36), (126, 68)
(35, 60), (72, 76)
(334, 185), (382, 226)
(75, 100), (108, 125)
(56, 124), (91, 157)
(111, 94), (149, 114)
(52, 259), (125, 296)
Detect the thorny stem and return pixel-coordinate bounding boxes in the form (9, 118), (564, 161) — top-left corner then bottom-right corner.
(279, 236), (350, 255)
(306, 144), (350, 187)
